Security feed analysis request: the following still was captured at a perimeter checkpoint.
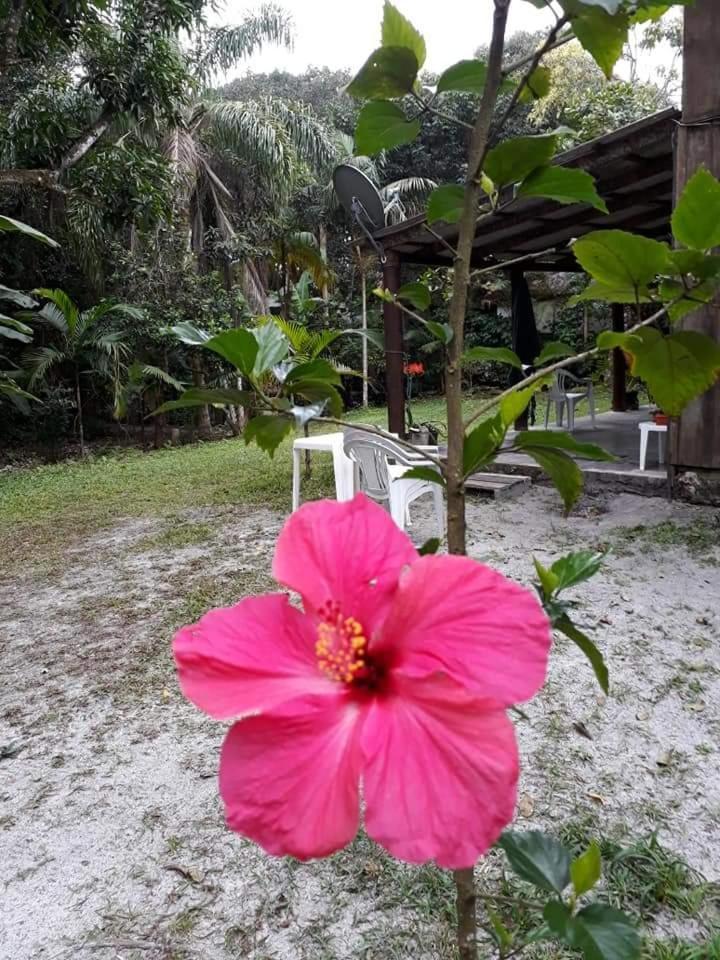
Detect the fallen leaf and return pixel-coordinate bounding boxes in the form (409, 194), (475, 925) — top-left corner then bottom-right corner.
(587, 792), (606, 805)
(0, 740), (24, 760)
(636, 708), (651, 721)
(572, 721), (593, 741)
(656, 750), (672, 767)
(687, 701), (706, 713)
(518, 793), (535, 817)
(164, 863), (204, 884)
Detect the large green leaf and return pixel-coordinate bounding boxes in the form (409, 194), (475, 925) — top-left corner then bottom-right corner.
(155, 388), (254, 414)
(572, 230), (671, 291)
(285, 358), (342, 386)
(562, 3), (629, 78)
(568, 904), (641, 960)
(401, 465), (446, 486)
(499, 831), (571, 894)
(556, 614), (609, 694)
(171, 321), (212, 345)
(287, 379), (343, 416)
(397, 281), (431, 311)
(355, 101), (420, 154)
(597, 327), (720, 416)
(514, 430), (615, 461)
(205, 328), (259, 377)
(0, 215), (59, 247)
(463, 412), (507, 475)
(570, 281), (653, 305)
(672, 168), (720, 252)
(518, 166), (608, 213)
(500, 383), (540, 427)
(484, 132), (561, 188)
(0, 285), (36, 309)
(437, 59), (514, 95)
(571, 842), (602, 897)
(345, 46), (419, 100)
(659, 278), (718, 323)
(427, 184), (465, 224)
(0, 315), (33, 342)
(463, 346), (522, 368)
(667, 249), (720, 281)
(536, 340), (575, 364)
(524, 447), (584, 512)
(381, 1), (426, 68)
(253, 322), (289, 374)
(244, 415), (294, 456)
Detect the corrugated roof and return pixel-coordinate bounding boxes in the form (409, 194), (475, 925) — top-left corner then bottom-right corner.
(366, 107), (679, 272)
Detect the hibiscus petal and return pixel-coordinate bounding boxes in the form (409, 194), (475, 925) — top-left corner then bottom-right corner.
(273, 493), (417, 628)
(174, 594), (333, 719)
(378, 555), (551, 705)
(362, 673), (518, 869)
(220, 694), (363, 859)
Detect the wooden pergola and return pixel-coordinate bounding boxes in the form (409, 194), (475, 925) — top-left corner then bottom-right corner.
(366, 1), (720, 480)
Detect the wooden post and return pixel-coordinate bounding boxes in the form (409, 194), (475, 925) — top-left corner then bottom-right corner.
(611, 303), (627, 412)
(382, 251), (405, 436)
(671, 0), (720, 471)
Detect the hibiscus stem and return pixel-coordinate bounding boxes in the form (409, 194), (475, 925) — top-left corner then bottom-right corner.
(444, 0), (510, 559)
(454, 867), (478, 960)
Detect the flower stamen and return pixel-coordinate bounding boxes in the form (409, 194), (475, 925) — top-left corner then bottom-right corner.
(315, 602), (368, 684)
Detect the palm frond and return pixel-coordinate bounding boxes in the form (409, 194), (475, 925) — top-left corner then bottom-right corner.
(380, 177), (437, 220)
(197, 5), (294, 79)
(32, 289), (78, 334)
(23, 345), (65, 386)
(242, 261), (269, 314)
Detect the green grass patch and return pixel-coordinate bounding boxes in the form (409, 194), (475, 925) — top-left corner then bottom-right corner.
(612, 518), (720, 565)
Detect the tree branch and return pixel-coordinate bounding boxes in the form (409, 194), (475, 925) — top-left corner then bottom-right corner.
(59, 109), (114, 175)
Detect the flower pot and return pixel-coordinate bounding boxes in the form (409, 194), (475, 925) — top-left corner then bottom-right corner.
(654, 412), (669, 426)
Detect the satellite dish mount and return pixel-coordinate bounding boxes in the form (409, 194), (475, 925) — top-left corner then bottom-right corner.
(333, 164), (391, 263)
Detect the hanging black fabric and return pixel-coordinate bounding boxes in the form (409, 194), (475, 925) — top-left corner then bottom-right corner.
(509, 268), (541, 426)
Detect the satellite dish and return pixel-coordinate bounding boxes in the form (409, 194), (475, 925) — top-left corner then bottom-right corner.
(333, 164), (386, 234)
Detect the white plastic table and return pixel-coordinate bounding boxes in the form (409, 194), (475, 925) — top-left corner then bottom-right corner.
(638, 421), (667, 470)
(292, 433), (355, 510)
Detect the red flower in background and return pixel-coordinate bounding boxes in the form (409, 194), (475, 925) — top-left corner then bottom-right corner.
(404, 362), (425, 376)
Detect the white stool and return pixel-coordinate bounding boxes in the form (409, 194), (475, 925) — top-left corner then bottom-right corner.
(638, 422), (667, 471)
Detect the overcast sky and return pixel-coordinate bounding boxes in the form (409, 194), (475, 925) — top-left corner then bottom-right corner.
(219, 0), (675, 87)
(227, 0), (554, 75)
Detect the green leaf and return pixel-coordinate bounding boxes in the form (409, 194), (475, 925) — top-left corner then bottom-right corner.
(0, 214), (59, 247)
(401, 465), (446, 486)
(0, 285), (37, 308)
(345, 46), (419, 100)
(155, 388), (254, 414)
(244, 415), (294, 456)
(544, 900), (573, 939)
(205, 328), (259, 377)
(555, 615), (609, 695)
(550, 550), (606, 593)
(499, 831), (571, 894)
(437, 59), (514, 95)
(500, 383), (539, 427)
(518, 166), (608, 213)
(171, 321), (212, 345)
(285, 358), (341, 386)
(533, 557), (560, 600)
(571, 842), (602, 896)
(514, 430), (615, 462)
(381, 1), (426, 68)
(355, 100), (420, 154)
(463, 412), (507, 475)
(660, 278), (718, 323)
(0, 315), (33, 342)
(424, 319), (453, 344)
(598, 327), (720, 416)
(484, 132), (561, 188)
(524, 447), (584, 512)
(253, 322), (289, 374)
(427, 184), (465, 225)
(563, 4), (629, 79)
(463, 346), (522, 368)
(418, 537), (441, 556)
(570, 281), (653, 305)
(288, 379), (344, 416)
(666, 249), (720, 281)
(519, 65), (552, 103)
(672, 168), (720, 252)
(572, 230), (671, 291)
(536, 340), (575, 364)
(397, 281), (431, 311)
(568, 903), (641, 960)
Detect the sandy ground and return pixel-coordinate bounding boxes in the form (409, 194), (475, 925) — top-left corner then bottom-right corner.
(1, 485), (719, 960)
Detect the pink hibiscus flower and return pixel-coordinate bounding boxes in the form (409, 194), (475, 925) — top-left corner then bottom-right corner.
(174, 494), (551, 869)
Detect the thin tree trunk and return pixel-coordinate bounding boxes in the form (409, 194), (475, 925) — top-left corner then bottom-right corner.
(361, 263), (369, 408)
(74, 365), (86, 457)
(0, 0), (27, 71)
(59, 110), (113, 175)
(191, 353), (212, 438)
(319, 223), (329, 306)
(444, 4), (511, 958)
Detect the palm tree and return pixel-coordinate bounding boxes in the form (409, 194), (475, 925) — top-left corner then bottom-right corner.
(24, 289), (142, 454)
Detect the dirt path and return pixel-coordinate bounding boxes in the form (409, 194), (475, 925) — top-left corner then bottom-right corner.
(1, 487), (719, 959)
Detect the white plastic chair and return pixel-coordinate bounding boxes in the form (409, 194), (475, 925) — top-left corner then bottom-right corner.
(543, 371), (596, 431)
(342, 429), (444, 538)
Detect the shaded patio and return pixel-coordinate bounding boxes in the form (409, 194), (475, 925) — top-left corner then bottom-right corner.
(492, 408), (669, 496)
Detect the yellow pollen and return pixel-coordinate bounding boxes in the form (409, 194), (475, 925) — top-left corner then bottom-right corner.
(315, 607), (368, 684)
